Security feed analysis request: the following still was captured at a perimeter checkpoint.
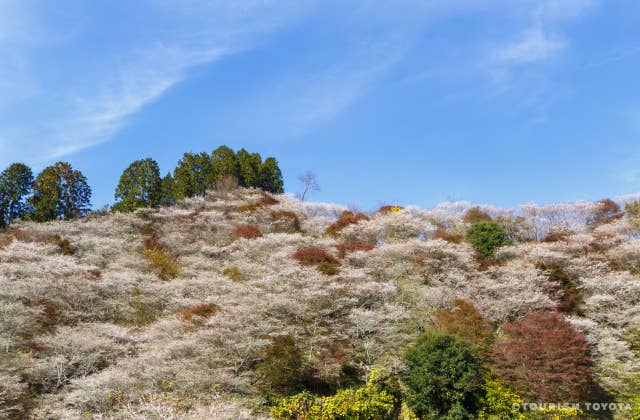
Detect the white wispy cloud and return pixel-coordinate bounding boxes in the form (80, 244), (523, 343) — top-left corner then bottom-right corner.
(244, 38), (408, 136)
(487, 0), (595, 74)
(0, 0), (317, 167)
(0, 0), (600, 166)
(492, 26), (567, 65)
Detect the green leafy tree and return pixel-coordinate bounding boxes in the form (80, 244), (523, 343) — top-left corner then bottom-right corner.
(0, 163), (33, 227)
(401, 331), (483, 419)
(236, 149), (262, 188)
(113, 158), (161, 212)
(159, 172), (175, 206)
(466, 221), (511, 258)
(30, 162), (91, 221)
(173, 152), (213, 200)
(260, 157), (284, 193)
(211, 145), (239, 184)
(256, 334), (304, 397)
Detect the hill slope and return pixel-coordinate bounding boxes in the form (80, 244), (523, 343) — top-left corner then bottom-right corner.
(1, 189), (639, 418)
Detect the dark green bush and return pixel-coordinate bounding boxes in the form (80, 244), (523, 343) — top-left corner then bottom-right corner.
(401, 331), (483, 419)
(465, 221), (511, 258)
(256, 335), (304, 397)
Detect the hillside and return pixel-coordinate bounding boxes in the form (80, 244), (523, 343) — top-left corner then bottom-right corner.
(1, 188), (640, 419)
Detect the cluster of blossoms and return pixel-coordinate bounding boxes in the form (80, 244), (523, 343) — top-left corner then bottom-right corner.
(1, 188), (639, 418)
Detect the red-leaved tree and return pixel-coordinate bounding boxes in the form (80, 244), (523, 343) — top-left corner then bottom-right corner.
(490, 312), (594, 401)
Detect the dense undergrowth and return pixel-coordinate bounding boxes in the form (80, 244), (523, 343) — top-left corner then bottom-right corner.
(1, 189), (640, 419)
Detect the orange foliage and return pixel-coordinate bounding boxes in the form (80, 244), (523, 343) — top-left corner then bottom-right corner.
(435, 299), (495, 352)
(325, 211), (369, 236)
(179, 302), (220, 323)
(336, 241), (374, 259)
(463, 207), (492, 224)
(432, 229), (464, 244)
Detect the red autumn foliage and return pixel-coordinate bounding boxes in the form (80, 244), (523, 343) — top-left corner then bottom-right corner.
(292, 247), (340, 266)
(432, 228), (464, 244)
(540, 230), (571, 243)
(179, 302), (220, 323)
(142, 232), (163, 251)
(587, 198), (622, 230)
(325, 211), (369, 236)
(490, 312), (595, 401)
(536, 262), (583, 315)
(2, 229), (76, 255)
(237, 192), (279, 212)
(336, 241), (374, 259)
(231, 224), (263, 240)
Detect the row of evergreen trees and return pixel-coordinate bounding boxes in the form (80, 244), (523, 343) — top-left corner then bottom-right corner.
(112, 146), (283, 212)
(0, 162), (92, 227)
(0, 146), (284, 226)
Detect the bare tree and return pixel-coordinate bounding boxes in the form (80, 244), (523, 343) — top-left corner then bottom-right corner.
(297, 171), (320, 202)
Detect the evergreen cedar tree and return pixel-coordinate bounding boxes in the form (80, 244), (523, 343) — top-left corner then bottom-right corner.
(113, 158), (162, 212)
(29, 162), (92, 222)
(171, 146), (283, 202)
(159, 173), (175, 207)
(211, 145), (240, 182)
(401, 331), (483, 419)
(490, 311), (595, 402)
(173, 152), (213, 200)
(0, 163), (33, 227)
(0, 145), (283, 222)
(112, 146), (283, 212)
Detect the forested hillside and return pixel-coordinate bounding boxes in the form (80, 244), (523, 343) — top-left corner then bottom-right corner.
(1, 188), (639, 419)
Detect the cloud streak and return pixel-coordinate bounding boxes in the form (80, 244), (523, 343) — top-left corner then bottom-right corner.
(0, 0), (317, 167)
(0, 0), (598, 167)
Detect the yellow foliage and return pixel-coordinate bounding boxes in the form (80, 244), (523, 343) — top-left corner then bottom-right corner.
(271, 369), (398, 420)
(145, 248), (180, 280)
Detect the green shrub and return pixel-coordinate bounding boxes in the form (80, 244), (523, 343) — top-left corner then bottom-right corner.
(127, 297), (166, 327)
(270, 210), (301, 233)
(626, 200), (640, 218)
(222, 266), (244, 281)
(141, 230), (180, 280)
(271, 368), (399, 420)
(256, 335), (304, 397)
(631, 397), (640, 420)
(145, 248), (180, 280)
(401, 331), (483, 419)
(466, 221), (512, 258)
(316, 261), (339, 276)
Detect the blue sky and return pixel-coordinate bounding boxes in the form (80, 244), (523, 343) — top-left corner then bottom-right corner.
(1, 0), (639, 210)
